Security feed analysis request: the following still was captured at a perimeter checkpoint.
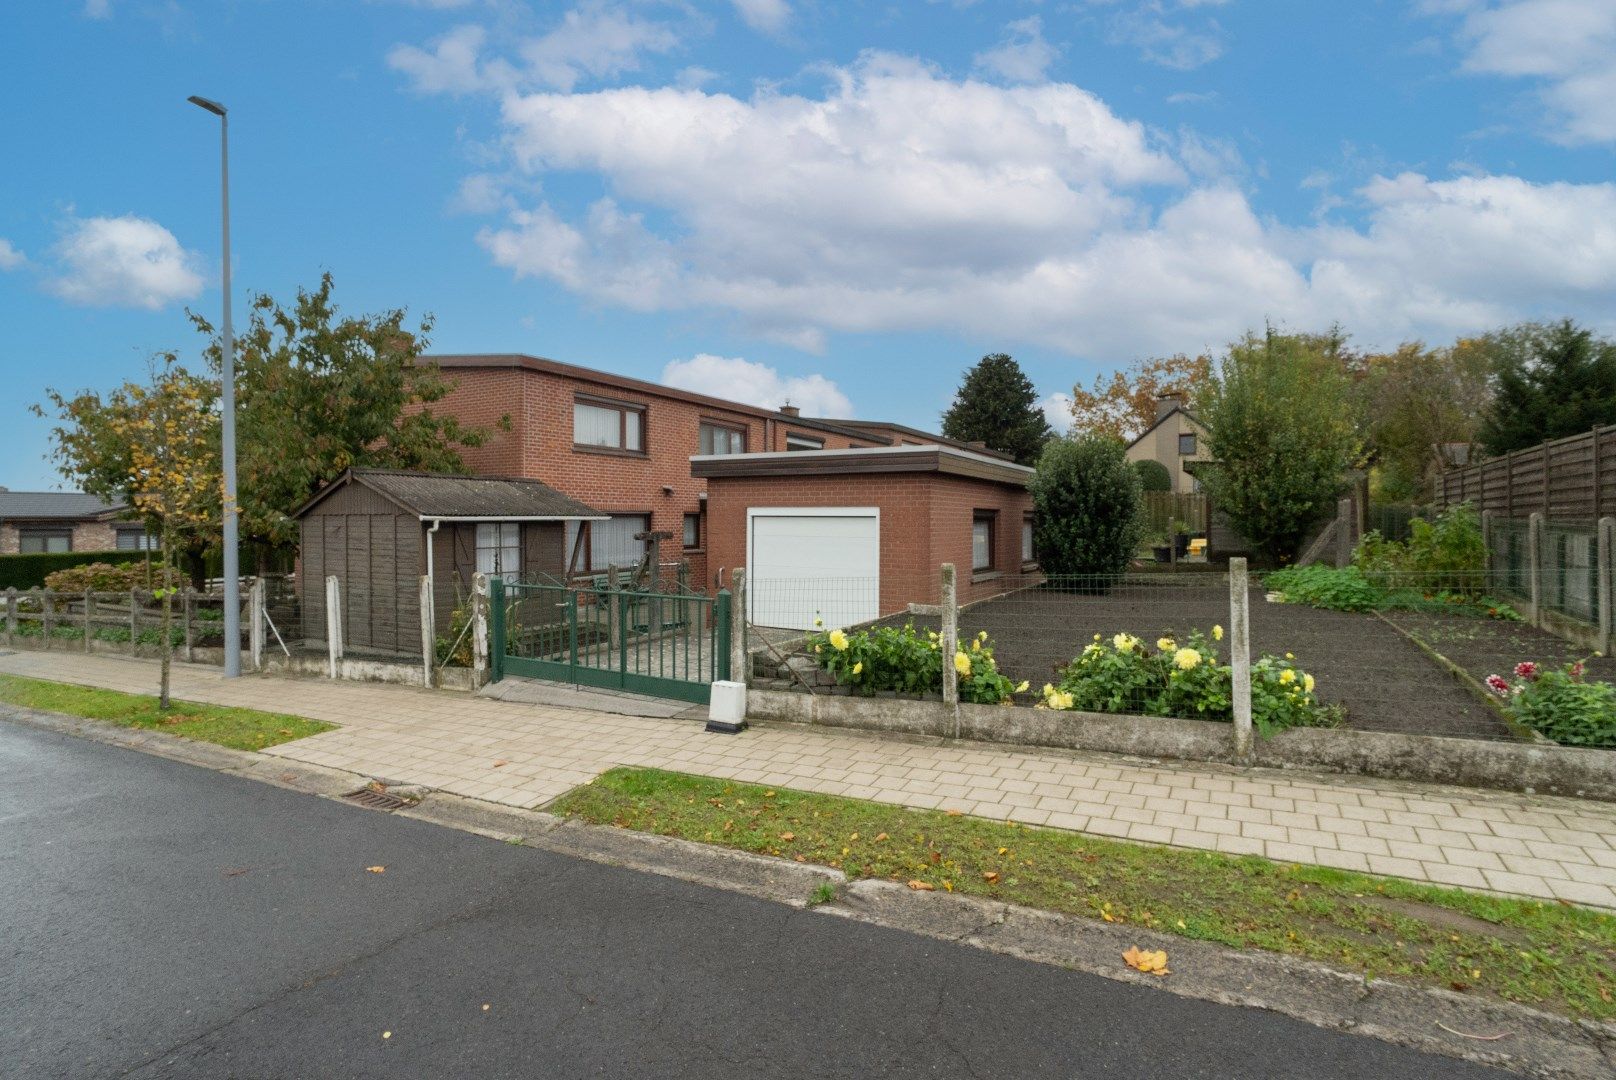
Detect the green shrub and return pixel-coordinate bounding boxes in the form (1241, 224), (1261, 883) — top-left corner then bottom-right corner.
(1031, 436), (1144, 578)
(1490, 662), (1616, 748)
(1132, 459), (1172, 493)
(1264, 565), (1384, 612)
(806, 622), (1026, 704)
(1352, 503), (1486, 591)
(0, 550), (147, 591)
(1043, 627), (1336, 735)
(43, 561), (151, 595)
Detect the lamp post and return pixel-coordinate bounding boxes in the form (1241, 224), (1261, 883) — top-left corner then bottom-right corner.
(188, 94), (241, 678)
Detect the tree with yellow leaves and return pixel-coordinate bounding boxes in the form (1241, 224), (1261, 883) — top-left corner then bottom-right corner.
(1067, 353), (1213, 443)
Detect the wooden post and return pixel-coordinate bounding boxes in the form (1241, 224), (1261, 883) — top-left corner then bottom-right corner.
(471, 572), (490, 685)
(42, 589), (52, 649)
(1334, 497), (1354, 568)
(325, 575), (343, 679)
(1229, 557), (1253, 763)
(129, 587), (139, 649)
(420, 575), (437, 688)
(1593, 427), (1603, 524)
(249, 577), (265, 672)
(182, 590), (194, 663)
(83, 589), (92, 652)
(1528, 512), (1545, 626)
(1600, 518), (1615, 656)
(729, 567), (748, 687)
(4, 587), (15, 648)
(939, 563), (959, 715)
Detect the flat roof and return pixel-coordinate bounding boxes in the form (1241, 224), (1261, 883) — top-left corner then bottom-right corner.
(690, 444), (1033, 487)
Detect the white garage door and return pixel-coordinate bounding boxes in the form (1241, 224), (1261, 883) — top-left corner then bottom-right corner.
(748, 508), (880, 630)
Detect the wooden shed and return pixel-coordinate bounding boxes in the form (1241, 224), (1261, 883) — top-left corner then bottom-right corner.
(294, 468), (605, 656)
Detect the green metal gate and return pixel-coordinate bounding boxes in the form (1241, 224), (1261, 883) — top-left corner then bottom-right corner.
(490, 577), (731, 704)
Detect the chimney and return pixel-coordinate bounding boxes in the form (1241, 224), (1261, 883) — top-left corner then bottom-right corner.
(779, 404), (800, 417)
(1155, 392), (1184, 421)
(967, 440), (988, 450)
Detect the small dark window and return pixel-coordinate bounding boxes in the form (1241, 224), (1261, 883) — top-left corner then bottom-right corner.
(972, 512), (996, 572)
(786, 432), (824, 451)
(19, 528), (72, 554)
(683, 512), (701, 549)
(1178, 433), (1197, 456)
(699, 421), (746, 455)
(115, 528), (160, 551)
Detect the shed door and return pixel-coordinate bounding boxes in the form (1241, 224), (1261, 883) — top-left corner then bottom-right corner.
(747, 508), (879, 630)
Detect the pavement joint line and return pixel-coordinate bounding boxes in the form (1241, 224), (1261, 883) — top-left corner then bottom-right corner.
(4, 701), (1614, 1079)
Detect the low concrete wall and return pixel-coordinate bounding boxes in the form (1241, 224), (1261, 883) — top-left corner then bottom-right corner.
(747, 688), (1616, 802)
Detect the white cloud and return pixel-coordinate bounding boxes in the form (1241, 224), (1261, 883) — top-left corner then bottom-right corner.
(661, 354), (853, 415)
(83, 0), (112, 18)
(435, 48), (1616, 360)
(388, 4), (679, 95)
(731, 0), (791, 36)
(1039, 392), (1073, 435)
(1102, 2), (1228, 70)
(974, 16), (1059, 83)
(0, 239), (25, 271)
(46, 215), (204, 310)
(1440, 0), (1616, 143)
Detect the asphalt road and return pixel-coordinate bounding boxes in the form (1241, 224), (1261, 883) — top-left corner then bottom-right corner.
(0, 716), (1511, 1080)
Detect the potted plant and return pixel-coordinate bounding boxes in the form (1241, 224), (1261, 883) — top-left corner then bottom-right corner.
(1151, 529), (1173, 563)
(1170, 518), (1192, 559)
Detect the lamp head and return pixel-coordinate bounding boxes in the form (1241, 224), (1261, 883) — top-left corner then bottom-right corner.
(187, 95), (227, 117)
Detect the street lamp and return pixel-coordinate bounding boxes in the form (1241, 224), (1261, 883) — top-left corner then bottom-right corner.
(188, 94), (241, 678)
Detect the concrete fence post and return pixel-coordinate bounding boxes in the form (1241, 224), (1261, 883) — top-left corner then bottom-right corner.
(130, 587), (139, 647)
(4, 587), (16, 648)
(420, 575), (437, 688)
(182, 590), (194, 663)
(939, 563), (959, 725)
(471, 572), (490, 685)
(83, 588), (93, 652)
(325, 575), (343, 679)
(1528, 512), (1545, 627)
(1480, 510), (1495, 572)
(41, 589), (52, 649)
(249, 578), (265, 672)
(606, 564), (621, 648)
(1229, 557), (1253, 763)
(1600, 518), (1615, 656)
(1334, 497), (1354, 568)
(729, 567), (748, 686)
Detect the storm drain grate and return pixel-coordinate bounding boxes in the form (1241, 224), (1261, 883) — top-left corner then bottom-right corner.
(342, 788), (410, 812)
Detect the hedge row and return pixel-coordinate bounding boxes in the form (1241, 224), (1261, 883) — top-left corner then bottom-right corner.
(0, 550), (149, 591)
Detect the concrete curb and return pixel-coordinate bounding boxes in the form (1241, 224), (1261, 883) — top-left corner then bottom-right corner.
(5, 704), (1612, 1079)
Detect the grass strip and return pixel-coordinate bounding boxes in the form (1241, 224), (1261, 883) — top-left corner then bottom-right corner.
(0, 673), (334, 750)
(554, 766), (1616, 1021)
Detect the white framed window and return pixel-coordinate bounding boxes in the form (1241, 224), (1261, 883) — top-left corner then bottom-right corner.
(574, 399), (644, 452)
(699, 422), (746, 455)
(476, 522), (521, 582)
(591, 514), (650, 570)
(972, 512), (995, 572)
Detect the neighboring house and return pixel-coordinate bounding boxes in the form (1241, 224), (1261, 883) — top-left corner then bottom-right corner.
(426, 353), (997, 590)
(0, 490), (151, 555)
(1124, 393), (1210, 494)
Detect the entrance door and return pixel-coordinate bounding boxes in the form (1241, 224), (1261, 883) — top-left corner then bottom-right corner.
(747, 508), (880, 630)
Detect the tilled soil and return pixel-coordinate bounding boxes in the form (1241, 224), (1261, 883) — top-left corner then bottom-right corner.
(1382, 610), (1616, 695)
(902, 580), (1516, 740)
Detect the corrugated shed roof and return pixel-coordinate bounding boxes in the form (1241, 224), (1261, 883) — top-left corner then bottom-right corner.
(0, 491), (126, 521)
(296, 469), (605, 520)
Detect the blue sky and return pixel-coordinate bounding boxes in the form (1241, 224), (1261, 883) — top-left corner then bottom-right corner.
(3, 0), (1614, 490)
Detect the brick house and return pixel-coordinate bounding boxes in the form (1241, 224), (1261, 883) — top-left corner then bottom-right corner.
(0, 491), (149, 555)
(426, 354), (1006, 591)
(694, 446), (1036, 629)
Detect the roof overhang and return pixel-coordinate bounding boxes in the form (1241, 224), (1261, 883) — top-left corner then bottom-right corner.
(691, 444), (1034, 487)
(418, 514), (609, 523)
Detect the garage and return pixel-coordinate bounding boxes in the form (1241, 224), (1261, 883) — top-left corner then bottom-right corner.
(746, 508), (880, 630)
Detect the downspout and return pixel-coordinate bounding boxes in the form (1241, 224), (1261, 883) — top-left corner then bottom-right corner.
(425, 518), (442, 639)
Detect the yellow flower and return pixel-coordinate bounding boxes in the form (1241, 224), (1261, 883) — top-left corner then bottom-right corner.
(928, 630), (938, 641)
(1112, 633), (1136, 653)
(813, 644), (821, 654)
(1212, 625), (1224, 641)
(1157, 637), (1176, 652)
(1285, 652), (1294, 660)
(977, 630), (988, 643)
(813, 617), (823, 628)
(852, 661), (863, 675)
(1093, 633), (1102, 641)
(1303, 673), (1315, 693)
(1042, 683), (1055, 696)
(1015, 680), (1030, 693)
(828, 629), (849, 651)
(1279, 668), (1296, 685)
(954, 651), (972, 676)
(1173, 647), (1201, 670)
(1046, 689), (1075, 710)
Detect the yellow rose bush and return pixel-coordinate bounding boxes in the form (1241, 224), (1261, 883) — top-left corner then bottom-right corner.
(1041, 627), (1336, 734)
(804, 622), (1025, 704)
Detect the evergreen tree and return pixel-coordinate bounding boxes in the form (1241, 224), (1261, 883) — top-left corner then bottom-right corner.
(940, 353), (1054, 465)
(1478, 320), (1616, 456)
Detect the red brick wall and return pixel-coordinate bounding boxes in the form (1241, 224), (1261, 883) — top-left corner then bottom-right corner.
(704, 471), (1033, 617)
(432, 366), (873, 591)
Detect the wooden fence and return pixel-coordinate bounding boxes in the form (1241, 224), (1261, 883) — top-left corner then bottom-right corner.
(1140, 491), (1210, 536)
(1437, 426), (1616, 525)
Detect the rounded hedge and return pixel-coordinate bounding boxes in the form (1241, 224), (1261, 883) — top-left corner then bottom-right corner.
(1031, 436), (1144, 578)
(1132, 459), (1172, 492)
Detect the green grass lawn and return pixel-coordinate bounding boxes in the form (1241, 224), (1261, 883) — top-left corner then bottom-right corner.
(554, 766), (1616, 1021)
(0, 674), (335, 750)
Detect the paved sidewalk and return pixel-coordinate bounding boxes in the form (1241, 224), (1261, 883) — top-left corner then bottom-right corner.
(5, 649), (1616, 909)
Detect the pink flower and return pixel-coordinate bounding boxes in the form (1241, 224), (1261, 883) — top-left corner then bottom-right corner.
(1485, 674), (1510, 697)
(1513, 661), (1539, 680)
(1571, 662), (1586, 679)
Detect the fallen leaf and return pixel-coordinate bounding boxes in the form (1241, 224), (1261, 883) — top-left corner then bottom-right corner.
(943, 880), (954, 892)
(482, 1004), (490, 1011)
(983, 871), (1000, 883)
(277, 729), (293, 737)
(279, 771), (298, 782)
(848, 832), (859, 841)
(223, 867), (251, 878)
(1122, 946), (1170, 976)
(874, 832), (889, 842)
(906, 880), (935, 891)
(492, 760), (508, 768)
(945, 809), (963, 817)
(366, 866), (386, 874)
(764, 791), (776, 798)
(779, 832), (795, 841)
(382, 1031), (392, 1039)
(997, 847), (1008, 855)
